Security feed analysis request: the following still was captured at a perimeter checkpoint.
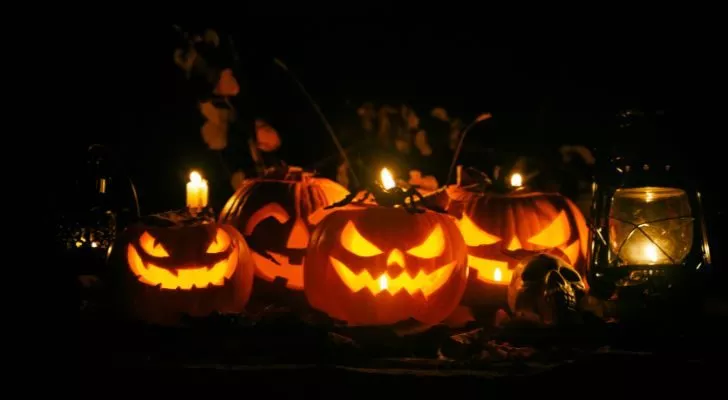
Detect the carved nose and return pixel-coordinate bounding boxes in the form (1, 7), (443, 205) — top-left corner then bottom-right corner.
(386, 249), (405, 268)
(286, 219), (309, 249)
(506, 236), (521, 251)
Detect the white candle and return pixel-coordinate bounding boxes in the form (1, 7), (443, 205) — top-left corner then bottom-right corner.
(186, 171), (208, 209)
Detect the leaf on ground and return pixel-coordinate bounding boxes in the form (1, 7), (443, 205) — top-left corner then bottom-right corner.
(213, 68), (240, 96)
(441, 305), (475, 328)
(255, 119), (281, 152)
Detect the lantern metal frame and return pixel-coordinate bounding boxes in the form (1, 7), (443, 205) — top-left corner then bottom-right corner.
(586, 154), (712, 299)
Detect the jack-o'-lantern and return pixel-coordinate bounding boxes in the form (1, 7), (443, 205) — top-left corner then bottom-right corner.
(304, 204), (468, 326)
(459, 190), (588, 285)
(108, 212), (254, 325)
(449, 171), (589, 308)
(219, 166), (349, 291)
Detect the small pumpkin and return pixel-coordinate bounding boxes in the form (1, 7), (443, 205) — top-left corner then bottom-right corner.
(304, 204), (468, 326)
(219, 166), (349, 291)
(108, 212), (254, 325)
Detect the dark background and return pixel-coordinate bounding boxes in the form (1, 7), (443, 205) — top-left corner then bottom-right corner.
(61, 22), (724, 215)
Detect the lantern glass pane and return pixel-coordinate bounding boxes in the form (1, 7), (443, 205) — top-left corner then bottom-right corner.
(609, 187), (693, 266)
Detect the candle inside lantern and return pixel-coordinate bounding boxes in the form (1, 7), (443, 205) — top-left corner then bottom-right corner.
(380, 167), (396, 190)
(509, 173), (523, 188)
(642, 242), (659, 263)
(186, 171), (209, 209)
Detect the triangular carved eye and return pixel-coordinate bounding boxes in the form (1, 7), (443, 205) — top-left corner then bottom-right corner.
(341, 221), (382, 257)
(206, 229), (231, 254)
(139, 231), (169, 258)
(458, 214), (501, 246)
(406, 224), (445, 259)
(528, 210), (570, 248)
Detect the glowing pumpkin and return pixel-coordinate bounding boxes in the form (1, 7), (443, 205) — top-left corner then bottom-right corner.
(108, 217), (254, 325)
(455, 190), (589, 306)
(219, 166), (349, 291)
(304, 204), (468, 326)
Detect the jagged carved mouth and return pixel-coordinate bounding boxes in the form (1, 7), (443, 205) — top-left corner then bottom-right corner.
(126, 245), (237, 290)
(250, 251), (305, 289)
(467, 255), (514, 284)
(330, 257), (456, 297)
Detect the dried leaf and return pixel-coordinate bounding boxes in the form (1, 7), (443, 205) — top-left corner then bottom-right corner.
(173, 47), (198, 76)
(255, 119), (281, 152)
(204, 29), (220, 47)
(408, 170), (439, 191)
(230, 170), (245, 191)
(213, 68), (240, 96)
(199, 101), (232, 126)
(431, 107), (450, 122)
(414, 130), (432, 156)
(442, 305), (475, 328)
(475, 112), (493, 123)
(199, 101), (232, 150)
(201, 121), (228, 150)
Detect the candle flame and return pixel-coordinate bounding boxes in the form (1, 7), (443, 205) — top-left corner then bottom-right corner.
(378, 274), (388, 290)
(493, 267), (502, 282)
(510, 173), (523, 188)
(380, 168), (396, 190)
(190, 171), (202, 184)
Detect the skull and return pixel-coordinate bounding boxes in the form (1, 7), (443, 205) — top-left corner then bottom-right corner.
(507, 254), (587, 325)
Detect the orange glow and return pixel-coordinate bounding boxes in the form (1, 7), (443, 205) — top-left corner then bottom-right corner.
(206, 228), (231, 253)
(341, 221), (383, 257)
(458, 214), (501, 246)
(330, 257), (456, 296)
(510, 173), (523, 187)
(380, 168), (396, 190)
(467, 255), (513, 285)
(406, 224), (445, 258)
(139, 231), (170, 258)
(127, 245), (237, 290)
(386, 249), (405, 268)
(527, 210), (571, 248)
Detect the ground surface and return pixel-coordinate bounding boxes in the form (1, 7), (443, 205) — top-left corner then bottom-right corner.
(79, 294), (728, 396)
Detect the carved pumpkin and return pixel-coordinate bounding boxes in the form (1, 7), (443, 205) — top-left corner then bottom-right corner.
(108, 214), (254, 325)
(304, 204), (468, 326)
(219, 167), (349, 291)
(459, 191), (588, 283)
(454, 190), (589, 307)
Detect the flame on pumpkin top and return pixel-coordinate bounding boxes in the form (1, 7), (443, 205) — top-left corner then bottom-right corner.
(190, 171), (203, 184)
(509, 173), (523, 188)
(380, 168), (396, 190)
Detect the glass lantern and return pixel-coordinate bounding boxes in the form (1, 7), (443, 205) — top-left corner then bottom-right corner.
(587, 158), (712, 299)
